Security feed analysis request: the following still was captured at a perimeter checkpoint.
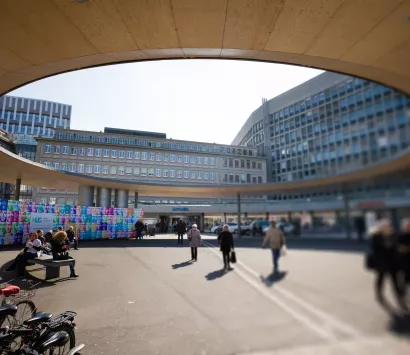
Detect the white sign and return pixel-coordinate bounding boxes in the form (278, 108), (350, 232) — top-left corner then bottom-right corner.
(30, 213), (54, 233)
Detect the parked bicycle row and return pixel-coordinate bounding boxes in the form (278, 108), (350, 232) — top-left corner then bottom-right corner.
(0, 280), (84, 355)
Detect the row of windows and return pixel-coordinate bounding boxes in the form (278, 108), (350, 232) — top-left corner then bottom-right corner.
(270, 101), (408, 136)
(271, 80), (401, 122)
(0, 123), (55, 137)
(52, 133), (255, 156)
(222, 157), (263, 169)
(0, 111), (69, 127)
(43, 161), (217, 180)
(222, 173), (263, 184)
(44, 145), (217, 165)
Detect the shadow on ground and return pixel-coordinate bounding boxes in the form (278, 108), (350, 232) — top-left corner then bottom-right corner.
(260, 271), (288, 287)
(172, 261), (193, 269)
(1, 236), (368, 254)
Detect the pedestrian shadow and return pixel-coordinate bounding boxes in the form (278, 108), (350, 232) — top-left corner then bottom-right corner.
(205, 269), (228, 281)
(172, 261), (193, 269)
(260, 271), (288, 287)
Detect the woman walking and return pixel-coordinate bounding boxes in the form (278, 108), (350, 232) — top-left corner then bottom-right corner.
(187, 224), (202, 261)
(218, 225), (235, 270)
(369, 219), (406, 310)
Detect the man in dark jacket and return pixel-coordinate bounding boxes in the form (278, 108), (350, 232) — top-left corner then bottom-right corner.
(66, 226), (78, 250)
(218, 225), (235, 270)
(135, 220), (145, 240)
(176, 220), (186, 245)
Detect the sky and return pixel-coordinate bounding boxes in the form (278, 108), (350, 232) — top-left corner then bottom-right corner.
(10, 60), (322, 145)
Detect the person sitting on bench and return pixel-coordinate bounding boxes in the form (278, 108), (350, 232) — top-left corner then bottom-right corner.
(6, 232), (42, 277)
(51, 231), (79, 278)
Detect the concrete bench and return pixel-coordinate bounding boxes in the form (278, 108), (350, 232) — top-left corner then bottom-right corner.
(27, 255), (75, 280)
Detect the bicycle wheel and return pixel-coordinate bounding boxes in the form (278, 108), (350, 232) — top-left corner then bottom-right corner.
(12, 300), (36, 325)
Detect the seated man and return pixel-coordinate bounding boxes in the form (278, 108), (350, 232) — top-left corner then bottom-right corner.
(6, 232), (42, 277)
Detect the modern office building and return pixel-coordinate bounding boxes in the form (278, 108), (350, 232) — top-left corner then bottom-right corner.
(34, 127), (267, 226)
(232, 72), (410, 203)
(0, 95), (72, 201)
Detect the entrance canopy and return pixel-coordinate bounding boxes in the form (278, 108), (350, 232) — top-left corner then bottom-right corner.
(1, 146), (410, 198)
(0, 1), (409, 95)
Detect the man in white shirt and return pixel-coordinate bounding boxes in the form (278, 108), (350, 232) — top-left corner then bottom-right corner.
(6, 232), (42, 277)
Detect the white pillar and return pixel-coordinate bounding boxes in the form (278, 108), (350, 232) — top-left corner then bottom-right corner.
(78, 185), (94, 206)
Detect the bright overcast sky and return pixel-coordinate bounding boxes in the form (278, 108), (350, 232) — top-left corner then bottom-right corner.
(10, 60), (322, 145)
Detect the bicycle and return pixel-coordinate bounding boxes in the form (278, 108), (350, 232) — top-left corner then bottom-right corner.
(0, 280), (37, 328)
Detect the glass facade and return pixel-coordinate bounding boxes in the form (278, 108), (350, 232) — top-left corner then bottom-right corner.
(233, 73), (410, 202)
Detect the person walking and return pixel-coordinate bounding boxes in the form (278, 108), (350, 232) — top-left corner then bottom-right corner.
(218, 224), (235, 270)
(176, 219), (186, 245)
(66, 226), (78, 250)
(369, 219), (406, 310)
(262, 220), (286, 274)
(135, 219), (145, 240)
(187, 224), (202, 261)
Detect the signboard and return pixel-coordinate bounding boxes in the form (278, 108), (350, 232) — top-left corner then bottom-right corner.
(172, 207), (189, 212)
(30, 213), (54, 233)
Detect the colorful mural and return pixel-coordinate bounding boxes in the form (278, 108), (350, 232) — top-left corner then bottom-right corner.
(0, 200), (144, 245)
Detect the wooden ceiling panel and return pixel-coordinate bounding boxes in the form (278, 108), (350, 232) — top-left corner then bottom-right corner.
(171, 0), (227, 48)
(53, 0), (138, 53)
(341, 2), (410, 65)
(0, 46), (32, 72)
(305, 0), (403, 59)
(113, 0), (179, 49)
(223, 0), (286, 50)
(264, 0), (344, 54)
(375, 37), (410, 79)
(0, 0), (97, 64)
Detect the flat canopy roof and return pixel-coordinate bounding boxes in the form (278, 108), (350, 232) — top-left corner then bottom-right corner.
(0, 1), (409, 95)
(1, 146), (410, 198)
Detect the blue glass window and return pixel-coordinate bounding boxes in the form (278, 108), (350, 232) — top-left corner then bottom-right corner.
(284, 107), (289, 117)
(306, 98), (311, 109)
(346, 80), (354, 92)
(312, 95), (318, 106)
(329, 134), (335, 143)
(318, 92), (325, 103)
(396, 114), (405, 126)
(385, 99), (393, 111)
(337, 148), (343, 158)
(295, 103), (300, 113)
(348, 95), (355, 106)
(289, 105), (294, 115)
(314, 123), (320, 132)
(342, 113), (349, 124)
(373, 85), (382, 97)
(394, 97), (403, 109)
(336, 132), (342, 141)
(354, 78), (362, 88)
(274, 112), (279, 120)
(331, 87), (338, 98)
(300, 101), (306, 111)
(339, 85), (346, 96)
(353, 144), (360, 154)
(349, 111), (356, 122)
(340, 98), (347, 109)
(356, 92), (363, 103)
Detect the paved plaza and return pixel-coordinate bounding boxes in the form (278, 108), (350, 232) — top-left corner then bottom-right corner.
(1, 235), (409, 354)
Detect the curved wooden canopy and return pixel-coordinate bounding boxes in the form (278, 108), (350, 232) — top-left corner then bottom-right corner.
(1, 146), (409, 197)
(0, 0), (409, 95)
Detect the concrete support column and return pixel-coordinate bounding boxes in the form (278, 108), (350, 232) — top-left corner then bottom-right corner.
(266, 212), (269, 220)
(134, 192), (138, 208)
(114, 189), (128, 208)
(224, 213), (227, 223)
(15, 178), (21, 201)
(287, 211), (292, 222)
(237, 193), (241, 237)
(78, 185), (94, 206)
(96, 187), (112, 208)
(343, 186), (352, 240)
(200, 213), (205, 233)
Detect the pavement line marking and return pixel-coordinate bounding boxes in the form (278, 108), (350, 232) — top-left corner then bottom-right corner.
(203, 241), (362, 339)
(202, 241), (335, 340)
(236, 259), (361, 338)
